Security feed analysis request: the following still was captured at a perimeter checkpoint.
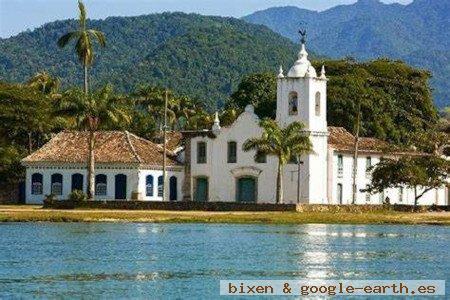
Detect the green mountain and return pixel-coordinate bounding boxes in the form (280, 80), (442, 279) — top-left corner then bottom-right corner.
(0, 12), (298, 110)
(244, 0), (450, 108)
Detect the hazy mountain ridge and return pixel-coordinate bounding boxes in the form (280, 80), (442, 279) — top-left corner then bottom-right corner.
(244, 0), (450, 108)
(0, 12), (298, 109)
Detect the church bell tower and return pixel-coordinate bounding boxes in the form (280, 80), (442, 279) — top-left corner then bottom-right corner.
(276, 30), (329, 204)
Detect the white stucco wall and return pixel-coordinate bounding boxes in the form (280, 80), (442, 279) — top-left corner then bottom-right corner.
(24, 164), (184, 204)
(189, 106), (323, 204)
(190, 107), (278, 203)
(329, 152), (448, 205)
(137, 168), (184, 201)
(276, 76), (327, 133)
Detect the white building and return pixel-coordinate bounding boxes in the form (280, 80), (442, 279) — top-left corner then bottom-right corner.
(22, 41), (449, 205)
(22, 131), (184, 204)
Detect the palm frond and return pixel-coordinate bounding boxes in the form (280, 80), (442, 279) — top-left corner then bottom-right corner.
(78, 0), (87, 29)
(75, 32), (93, 66)
(88, 30), (106, 47)
(57, 31), (80, 48)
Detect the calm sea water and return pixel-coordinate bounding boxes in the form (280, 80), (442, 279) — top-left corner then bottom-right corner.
(0, 223), (448, 299)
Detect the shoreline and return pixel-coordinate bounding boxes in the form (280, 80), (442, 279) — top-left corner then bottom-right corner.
(0, 206), (449, 225)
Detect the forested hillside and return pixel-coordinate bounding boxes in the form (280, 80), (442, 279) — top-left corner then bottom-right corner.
(244, 0), (450, 108)
(0, 12), (298, 110)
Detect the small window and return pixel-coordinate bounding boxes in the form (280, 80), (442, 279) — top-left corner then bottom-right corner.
(337, 183), (343, 204)
(365, 184), (371, 202)
(95, 174), (107, 196)
(197, 141), (207, 164)
(399, 187), (404, 203)
(255, 151), (267, 163)
(227, 141), (237, 163)
(146, 175), (154, 197)
(315, 92), (321, 116)
(337, 155), (343, 177)
(288, 92), (298, 115)
(366, 157), (372, 173)
(51, 173), (63, 195)
(31, 173), (43, 195)
(158, 176), (163, 197)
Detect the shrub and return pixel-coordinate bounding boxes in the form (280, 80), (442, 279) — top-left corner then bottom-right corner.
(43, 194), (56, 206)
(69, 190), (87, 202)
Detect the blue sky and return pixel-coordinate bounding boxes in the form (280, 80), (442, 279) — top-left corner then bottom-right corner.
(0, 0), (412, 38)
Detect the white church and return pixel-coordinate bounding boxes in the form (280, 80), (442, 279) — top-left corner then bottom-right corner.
(22, 41), (449, 206)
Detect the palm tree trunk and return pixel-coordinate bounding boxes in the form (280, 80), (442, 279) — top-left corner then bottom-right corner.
(84, 65), (88, 95)
(352, 103), (361, 204)
(276, 160), (283, 204)
(87, 129), (95, 200)
(414, 186), (418, 209)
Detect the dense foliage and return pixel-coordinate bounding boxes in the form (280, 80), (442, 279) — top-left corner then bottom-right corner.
(228, 72), (277, 119)
(228, 59), (439, 145)
(244, 0), (450, 108)
(366, 156), (450, 206)
(0, 82), (57, 186)
(0, 12), (298, 111)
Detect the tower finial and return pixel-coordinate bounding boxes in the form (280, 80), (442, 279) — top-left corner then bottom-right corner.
(278, 65), (284, 78)
(320, 65), (326, 79)
(212, 111), (221, 136)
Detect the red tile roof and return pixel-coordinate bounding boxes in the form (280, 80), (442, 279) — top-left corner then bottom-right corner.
(328, 126), (389, 153)
(153, 131), (184, 152)
(22, 131), (181, 166)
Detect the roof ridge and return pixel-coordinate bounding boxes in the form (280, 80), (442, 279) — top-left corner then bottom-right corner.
(125, 131), (142, 163)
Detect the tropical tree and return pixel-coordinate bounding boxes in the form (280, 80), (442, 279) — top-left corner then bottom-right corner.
(57, 0), (105, 95)
(243, 119), (312, 204)
(366, 155), (449, 207)
(27, 71), (60, 95)
(56, 85), (131, 199)
(228, 72), (277, 119)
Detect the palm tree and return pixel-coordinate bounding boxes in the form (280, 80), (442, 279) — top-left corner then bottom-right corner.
(243, 119), (312, 204)
(57, 0), (105, 95)
(56, 85), (131, 199)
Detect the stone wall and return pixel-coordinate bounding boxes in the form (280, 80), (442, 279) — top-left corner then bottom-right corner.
(44, 200), (298, 211)
(44, 200), (449, 212)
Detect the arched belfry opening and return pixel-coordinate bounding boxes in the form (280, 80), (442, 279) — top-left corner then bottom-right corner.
(315, 92), (321, 116)
(288, 91), (298, 115)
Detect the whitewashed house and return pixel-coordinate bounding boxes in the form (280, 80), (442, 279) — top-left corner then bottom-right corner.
(22, 131), (184, 204)
(22, 40), (449, 205)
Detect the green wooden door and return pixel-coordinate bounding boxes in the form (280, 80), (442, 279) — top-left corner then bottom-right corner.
(194, 178), (208, 202)
(237, 177), (256, 203)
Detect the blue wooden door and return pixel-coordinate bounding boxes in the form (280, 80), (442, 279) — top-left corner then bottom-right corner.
(194, 178), (208, 202)
(71, 174), (83, 192)
(115, 174), (127, 199)
(237, 177), (256, 203)
(169, 176), (177, 201)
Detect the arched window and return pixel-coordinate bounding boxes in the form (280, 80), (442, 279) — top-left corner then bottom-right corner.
(71, 173), (83, 192)
(146, 175), (154, 197)
(315, 92), (321, 116)
(288, 92), (298, 115)
(157, 176), (163, 197)
(169, 176), (177, 201)
(51, 173), (63, 195)
(31, 173), (43, 195)
(95, 174), (107, 196)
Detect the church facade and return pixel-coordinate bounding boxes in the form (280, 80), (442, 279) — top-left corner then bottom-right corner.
(22, 42), (449, 205)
